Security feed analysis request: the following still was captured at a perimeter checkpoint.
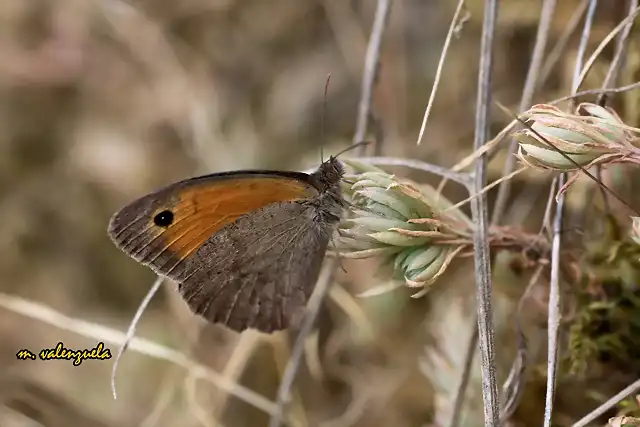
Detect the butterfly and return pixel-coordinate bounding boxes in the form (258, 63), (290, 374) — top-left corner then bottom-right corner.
(108, 156), (347, 333)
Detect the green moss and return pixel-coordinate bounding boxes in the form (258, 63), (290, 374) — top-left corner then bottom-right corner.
(564, 216), (640, 376)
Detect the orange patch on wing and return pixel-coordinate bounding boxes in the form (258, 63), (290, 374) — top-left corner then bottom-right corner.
(152, 176), (316, 261)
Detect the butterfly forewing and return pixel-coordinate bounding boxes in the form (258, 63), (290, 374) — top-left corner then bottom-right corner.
(108, 174), (319, 271)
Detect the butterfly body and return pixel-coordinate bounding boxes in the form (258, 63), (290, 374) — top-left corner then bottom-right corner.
(108, 157), (345, 332)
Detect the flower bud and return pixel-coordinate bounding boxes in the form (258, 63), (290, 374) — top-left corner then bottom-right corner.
(338, 160), (466, 296)
(514, 103), (625, 171)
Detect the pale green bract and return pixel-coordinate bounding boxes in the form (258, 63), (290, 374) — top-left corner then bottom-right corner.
(514, 103), (631, 171)
(337, 160), (469, 297)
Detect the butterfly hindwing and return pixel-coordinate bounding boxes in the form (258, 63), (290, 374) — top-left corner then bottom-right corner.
(175, 200), (335, 332)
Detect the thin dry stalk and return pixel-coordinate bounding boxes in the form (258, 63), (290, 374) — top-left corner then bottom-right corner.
(444, 167), (527, 214)
(355, 0), (392, 155)
(469, 1), (500, 427)
(357, 156), (472, 185)
(571, 379), (640, 427)
(544, 176), (566, 427)
(573, 5), (640, 93)
(597, 0), (638, 103)
(448, 1), (558, 420)
(568, 3), (640, 427)
(416, 0), (468, 146)
(571, 0), (600, 95)
(551, 81), (640, 104)
(111, 275), (165, 399)
(543, 2), (599, 426)
(268, 260), (338, 427)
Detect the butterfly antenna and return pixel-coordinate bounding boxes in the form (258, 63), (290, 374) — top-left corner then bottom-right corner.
(333, 140), (371, 158)
(319, 74), (369, 161)
(320, 73), (332, 163)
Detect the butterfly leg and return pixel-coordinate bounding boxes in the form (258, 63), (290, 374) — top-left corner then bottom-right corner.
(329, 235), (348, 274)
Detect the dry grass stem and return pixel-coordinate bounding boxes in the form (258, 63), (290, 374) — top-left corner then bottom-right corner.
(358, 156), (472, 186)
(444, 166), (527, 214)
(111, 275), (165, 399)
(574, 5), (640, 93)
(416, 0), (468, 146)
(0, 292), (277, 416)
(469, 1), (500, 426)
(355, 0), (392, 155)
(572, 379), (640, 427)
(543, 2), (599, 426)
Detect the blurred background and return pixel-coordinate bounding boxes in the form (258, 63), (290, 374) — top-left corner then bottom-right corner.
(1, 0), (640, 426)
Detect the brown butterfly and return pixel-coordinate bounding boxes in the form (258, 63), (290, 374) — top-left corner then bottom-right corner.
(108, 156), (346, 333)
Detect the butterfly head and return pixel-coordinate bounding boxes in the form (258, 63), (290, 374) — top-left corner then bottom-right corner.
(311, 156), (345, 192)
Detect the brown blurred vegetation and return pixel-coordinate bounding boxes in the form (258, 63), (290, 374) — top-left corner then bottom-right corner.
(1, 1), (640, 426)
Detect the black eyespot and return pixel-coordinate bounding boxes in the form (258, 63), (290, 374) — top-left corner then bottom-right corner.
(153, 210), (174, 227)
